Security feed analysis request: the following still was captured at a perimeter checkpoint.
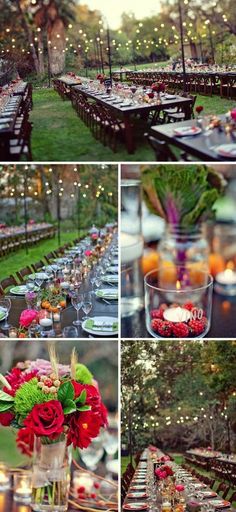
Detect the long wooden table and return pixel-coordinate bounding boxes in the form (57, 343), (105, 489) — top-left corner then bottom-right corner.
(150, 116), (236, 161)
(73, 86), (192, 154)
(0, 95), (23, 160)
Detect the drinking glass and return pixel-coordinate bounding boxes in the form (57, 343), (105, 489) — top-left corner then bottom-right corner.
(0, 298), (11, 330)
(80, 437), (104, 471)
(102, 431), (118, 457)
(71, 293), (83, 326)
(62, 326), (78, 338)
(82, 294), (93, 320)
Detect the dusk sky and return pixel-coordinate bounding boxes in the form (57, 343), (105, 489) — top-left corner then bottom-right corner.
(84, 0), (161, 28)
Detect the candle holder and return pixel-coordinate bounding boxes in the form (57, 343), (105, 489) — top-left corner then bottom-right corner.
(212, 224), (236, 296)
(73, 471), (94, 493)
(8, 327), (18, 338)
(144, 264), (213, 339)
(38, 310), (54, 336)
(0, 463), (10, 491)
(13, 472), (32, 503)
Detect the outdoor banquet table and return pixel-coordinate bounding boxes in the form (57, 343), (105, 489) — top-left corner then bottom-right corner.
(73, 85), (193, 154)
(121, 292), (236, 338)
(123, 449), (236, 511)
(150, 115), (236, 161)
(0, 95), (24, 160)
(0, 491), (78, 511)
(186, 450), (236, 470)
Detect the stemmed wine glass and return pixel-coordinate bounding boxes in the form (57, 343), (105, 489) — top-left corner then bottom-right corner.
(71, 293), (83, 326)
(0, 298), (12, 331)
(80, 436), (104, 471)
(82, 293), (93, 320)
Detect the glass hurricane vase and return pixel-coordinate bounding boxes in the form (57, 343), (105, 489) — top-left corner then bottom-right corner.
(31, 435), (69, 512)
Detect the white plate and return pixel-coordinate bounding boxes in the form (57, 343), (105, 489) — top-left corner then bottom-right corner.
(214, 144), (236, 158)
(82, 316), (118, 336)
(95, 288), (118, 300)
(10, 285), (32, 295)
(123, 503), (148, 511)
(28, 272), (51, 280)
(107, 266), (118, 273)
(102, 274), (118, 284)
(174, 126), (202, 137)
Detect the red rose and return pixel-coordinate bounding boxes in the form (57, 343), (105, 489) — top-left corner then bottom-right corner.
(67, 410), (101, 449)
(196, 105), (203, 114)
(162, 465), (174, 476)
(0, 411), (14, 426)
(100, 402), (108, 427)
(72, 382), (101, 412)
(16, 427), (34, 456)
(24, 400), (64, 438)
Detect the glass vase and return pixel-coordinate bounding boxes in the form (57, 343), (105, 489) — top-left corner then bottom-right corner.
(159, 224), (209, 277)
(31, 435), (69, 512)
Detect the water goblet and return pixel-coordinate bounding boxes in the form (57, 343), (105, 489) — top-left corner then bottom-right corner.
(71, 293), (83, 326)
(82, 294), (92, 320)
(0, 298), (12, 330)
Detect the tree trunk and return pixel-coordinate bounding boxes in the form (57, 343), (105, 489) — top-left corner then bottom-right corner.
(38, 31), (45, 74)
(15, 0), (40, 73)
(47, 18), (66, 75)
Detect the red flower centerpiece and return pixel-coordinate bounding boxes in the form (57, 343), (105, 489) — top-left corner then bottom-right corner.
(0, 348), (108, 511)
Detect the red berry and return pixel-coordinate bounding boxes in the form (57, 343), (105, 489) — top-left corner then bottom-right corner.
(78, 486), (85, 493)
(151, 318), (162, 332)
(78, 493), (86, 500)
(172, 322), (189, 338)
(94, 482), (100, 489)
(189, 318), (207, 336)
(91, 493), (97, 499)
(151, 309), (163, 319)
(152, 319), (172, 337)
(184, 301), (195, 311)
(44, 378), (53, 387)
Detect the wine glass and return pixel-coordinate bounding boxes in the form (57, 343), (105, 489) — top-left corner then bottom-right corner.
(82, 293), (92, 320)
(80, 436), (104, 471)
(71, 293), (83, 326)
(0, 298), (12, 330)
(35, 276), (44, 289)
(90, 275), (97, 294)
(102, 431), (118, 458)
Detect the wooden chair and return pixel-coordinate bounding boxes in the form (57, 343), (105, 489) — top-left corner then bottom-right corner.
(0, 275), (18, 295)
(44, 251), (57, 264)
(9, 116), (33, 161)
(16, 266), (33, 283)
(145, 133), (178, 161)
(31, 260), (44, 273)
(216, 482), (230, 499)
(229, 491), (236, 504)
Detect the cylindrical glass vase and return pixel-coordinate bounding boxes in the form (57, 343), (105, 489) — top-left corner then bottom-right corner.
(144, 264), (213, 339)
(159, 224), (209, 272)
(121, 166), (144, 317)
(31, 435), (69, 512)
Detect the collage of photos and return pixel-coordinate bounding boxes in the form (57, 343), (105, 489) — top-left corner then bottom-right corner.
(0, 0), (236, 512)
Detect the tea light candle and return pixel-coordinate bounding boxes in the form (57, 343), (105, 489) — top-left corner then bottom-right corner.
(53, 311), (61, 323)
(163, 307), (191, 323)
(73, 471), (93, 493)
(39, 318), (53, 328)
(14, 477), (32, 504)
(8, 327), (18, 338)
(0, 465), (10, 491)
(215, 268), (236, 296)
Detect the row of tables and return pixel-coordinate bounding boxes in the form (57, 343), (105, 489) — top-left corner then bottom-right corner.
(123, 447), (235, 511)
(0, 81), (30, 160)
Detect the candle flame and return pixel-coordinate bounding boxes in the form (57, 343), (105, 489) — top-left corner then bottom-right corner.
(176, 280), (181, 290)
(226, 261), (234, 270)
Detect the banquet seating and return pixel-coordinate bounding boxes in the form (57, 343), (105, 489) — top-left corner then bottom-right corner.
(0, 275), (18, 295)
(216, 482), (230, 499)
(121, 462), (135, 504)
(16, 266), (33, 284)
(165, 95), (197, 123)
(44, 251), (57, 264)
(31, 260), (45, 272)
(145, 133), (178, 161)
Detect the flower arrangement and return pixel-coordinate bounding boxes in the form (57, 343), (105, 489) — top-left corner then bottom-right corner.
(19, 309), (38, 328)
(0, 347), (107, 452)
(195, 105), (204, 115)
(151, 82), (166, 93)
(155, 465), (174, 480)
(0, 348), (108, 511)
(230, 108), (236, 122)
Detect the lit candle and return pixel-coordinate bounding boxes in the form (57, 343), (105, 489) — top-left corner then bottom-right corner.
(13, 474), (32, 503)
(0, 467), (10, 491)
(39, 318), (53, 328)
(73, 471), (93, 493)
(53, 311), (61, 323)
(8, 327), (18, 338)
(163, 307), (191, 323)
(215, 268), (236, 285)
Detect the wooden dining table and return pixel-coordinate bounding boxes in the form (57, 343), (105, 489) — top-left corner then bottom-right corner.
(0, 491), (79, 512)
(150, 115), (236, 161)
(73, 86), (193, 154)
(0, 95), (23, 160)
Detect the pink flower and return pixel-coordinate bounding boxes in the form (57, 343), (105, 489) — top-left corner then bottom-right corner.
(160, 455), (170, 462)
(19, 309), (38, 328)
(230, 108), (236, 121)
(91, 234), (98, 239)
(155, 469), (168, 479)
(85, 250), (93, 257)
(176, 485), (185, 492)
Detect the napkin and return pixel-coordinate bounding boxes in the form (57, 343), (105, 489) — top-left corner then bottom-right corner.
(0, 310), (6, 321)
(97, 290), (118, 299)
(85, 319), (118, 332)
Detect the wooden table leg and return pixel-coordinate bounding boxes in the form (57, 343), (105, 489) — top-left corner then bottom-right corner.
(123, 113), (135, 154)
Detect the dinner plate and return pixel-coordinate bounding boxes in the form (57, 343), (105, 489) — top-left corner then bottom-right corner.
(123, 503), (148, 510)
(82, 316), (118, 336)
(127, 493), (148, 499)
(0, 123), (10, 130)
(111, 258), (118, 265)
(0, 307), (7, 322)
(102, 274), (118, 284)
(214, 143), (236, 158)
(95, 288), (118, 300)
(174, 126), (202, 137)
(10, 285), (39, 295)
(130, 486), (146, 491)
(28, 272), (51, 281)
(202, 492), (218, 499)
(208, 501), (231, 509)
(107, 265), (118, 273)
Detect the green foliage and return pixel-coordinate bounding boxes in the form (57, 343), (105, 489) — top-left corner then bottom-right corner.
(75, 363), (93, 385)
(142, 165), (225, 225)
(14, 378), (54, 419)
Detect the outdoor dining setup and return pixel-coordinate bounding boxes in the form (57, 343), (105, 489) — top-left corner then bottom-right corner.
(0, 78), (33, 161)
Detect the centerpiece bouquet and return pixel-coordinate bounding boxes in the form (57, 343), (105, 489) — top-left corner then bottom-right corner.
(0, 347), (108, 512)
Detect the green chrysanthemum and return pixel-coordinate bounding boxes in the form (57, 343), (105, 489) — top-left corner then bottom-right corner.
(14, 378), (54, 419)
(75, 363), (93, 384)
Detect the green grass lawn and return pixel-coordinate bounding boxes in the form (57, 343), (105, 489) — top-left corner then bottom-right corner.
(30, 88), (235, 162)
(0, 230), (81, 281)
